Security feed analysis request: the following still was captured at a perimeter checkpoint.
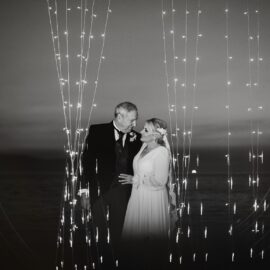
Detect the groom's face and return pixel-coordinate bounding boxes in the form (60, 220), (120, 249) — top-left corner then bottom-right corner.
(117, 110), (137, 133)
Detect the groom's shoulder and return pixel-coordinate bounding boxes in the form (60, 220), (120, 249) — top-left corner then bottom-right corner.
(130, 130), (142, 145)
(88, 122), (112, 134)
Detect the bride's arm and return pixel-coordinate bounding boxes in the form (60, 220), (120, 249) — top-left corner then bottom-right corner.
(149, 147), (170, 187)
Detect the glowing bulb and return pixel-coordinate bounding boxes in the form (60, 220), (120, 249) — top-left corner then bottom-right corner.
(229, 225), (233, 235)
(250, 248), (253, 258)
(187, 226), (190, 237)
(233, 203), (236, 214)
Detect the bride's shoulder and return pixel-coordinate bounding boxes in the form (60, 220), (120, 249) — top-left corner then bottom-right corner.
(156, 146), (169, 156)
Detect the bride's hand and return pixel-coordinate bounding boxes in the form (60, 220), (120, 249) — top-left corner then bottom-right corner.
(118, 174), (133, 184)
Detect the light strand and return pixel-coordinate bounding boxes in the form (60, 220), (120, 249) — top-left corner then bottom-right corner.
(161, 0), (177, 166)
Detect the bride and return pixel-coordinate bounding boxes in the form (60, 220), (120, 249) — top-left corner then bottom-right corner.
(119, 118), (174, 269)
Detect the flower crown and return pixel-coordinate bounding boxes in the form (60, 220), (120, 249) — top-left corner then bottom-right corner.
(156, 127), (167, 136)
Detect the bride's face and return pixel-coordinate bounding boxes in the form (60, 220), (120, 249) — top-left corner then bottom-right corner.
(140, 123), (155, 143)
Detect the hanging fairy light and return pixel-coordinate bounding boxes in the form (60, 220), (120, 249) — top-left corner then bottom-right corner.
(47, 0), (113, 268)
(161, 0), (204, 263)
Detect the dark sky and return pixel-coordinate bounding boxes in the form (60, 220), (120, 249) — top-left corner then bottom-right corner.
(1, 0), (270, 152)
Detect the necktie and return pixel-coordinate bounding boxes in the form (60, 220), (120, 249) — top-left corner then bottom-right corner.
(116, 129), (124, 146)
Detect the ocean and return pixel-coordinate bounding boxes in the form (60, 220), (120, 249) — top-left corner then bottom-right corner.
(0, 149), (269, 270)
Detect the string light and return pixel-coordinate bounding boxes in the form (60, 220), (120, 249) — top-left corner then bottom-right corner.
(47, 0), (270, 267)
(47, 0), (114, 268)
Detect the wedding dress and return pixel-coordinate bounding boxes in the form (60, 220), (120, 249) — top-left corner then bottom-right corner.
(122, 144), (170, 241)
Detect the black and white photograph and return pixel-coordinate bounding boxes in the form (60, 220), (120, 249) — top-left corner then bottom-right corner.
(1, 0), (270, 269)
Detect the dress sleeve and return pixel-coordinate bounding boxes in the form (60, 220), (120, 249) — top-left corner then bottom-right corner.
(149, 147), (170, 187)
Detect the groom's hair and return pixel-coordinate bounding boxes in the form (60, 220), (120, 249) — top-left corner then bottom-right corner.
(114, 101), (138, 117)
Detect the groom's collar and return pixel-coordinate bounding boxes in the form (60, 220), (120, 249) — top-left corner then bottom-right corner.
(113, 120), (121, 132)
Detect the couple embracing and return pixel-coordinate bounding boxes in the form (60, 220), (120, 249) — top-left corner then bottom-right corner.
(81, 101), (175, 269)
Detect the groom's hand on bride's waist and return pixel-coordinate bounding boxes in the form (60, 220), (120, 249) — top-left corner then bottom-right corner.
(118, 174), (133, 185)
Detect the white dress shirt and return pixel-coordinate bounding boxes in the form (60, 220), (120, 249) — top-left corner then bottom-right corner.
(113, 121), (127, 147)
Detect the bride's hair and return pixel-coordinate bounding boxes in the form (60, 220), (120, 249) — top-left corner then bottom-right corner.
(146, 118), (167, 146)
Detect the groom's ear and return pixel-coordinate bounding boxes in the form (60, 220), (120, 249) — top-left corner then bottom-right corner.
(116, 113), (121, 122)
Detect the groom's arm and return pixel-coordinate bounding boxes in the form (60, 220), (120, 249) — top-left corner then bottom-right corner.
(81, 125), (98, 206)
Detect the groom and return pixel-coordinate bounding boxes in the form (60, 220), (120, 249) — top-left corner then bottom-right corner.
(81, 101), (142, 262)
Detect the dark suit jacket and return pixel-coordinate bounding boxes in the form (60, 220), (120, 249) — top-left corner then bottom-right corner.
(81, 121), (142, 205)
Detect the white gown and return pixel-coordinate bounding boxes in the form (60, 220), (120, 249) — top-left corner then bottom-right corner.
(122, 144), (170, 241)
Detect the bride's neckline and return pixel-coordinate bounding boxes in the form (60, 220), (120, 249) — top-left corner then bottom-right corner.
(139, 145), (161, 159)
